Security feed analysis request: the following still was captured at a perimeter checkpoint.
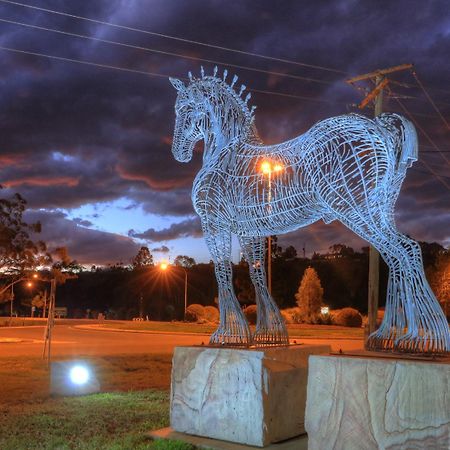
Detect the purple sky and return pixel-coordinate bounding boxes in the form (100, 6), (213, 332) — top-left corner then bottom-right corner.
(0, 0), (449, 265)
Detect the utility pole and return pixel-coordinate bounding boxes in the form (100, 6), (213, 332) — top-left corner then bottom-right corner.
(346, 63), (413, 339)
(43, 278), (56, 368)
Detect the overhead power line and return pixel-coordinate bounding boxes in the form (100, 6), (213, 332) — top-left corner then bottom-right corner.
(412, 71), (450, 130)
(4, 0), (450, 98)
(415, 161), (450, 190)
(0, 45), (175, 79)
(0, 0), (347, 75)
(0, 17), (336, 86)
(394, 98), (450, 167)
(0, 45), (344, 106)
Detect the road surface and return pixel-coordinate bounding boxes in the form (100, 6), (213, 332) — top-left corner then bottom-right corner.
(0, 324), (363, 358)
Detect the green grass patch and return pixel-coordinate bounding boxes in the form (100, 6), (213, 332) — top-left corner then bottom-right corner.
(0, 390), (195, 450)
(101, 320), (363, 339)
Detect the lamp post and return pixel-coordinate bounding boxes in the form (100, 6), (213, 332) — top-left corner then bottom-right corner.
(159, 262), (188, 320)
(260, 161), (283, 295)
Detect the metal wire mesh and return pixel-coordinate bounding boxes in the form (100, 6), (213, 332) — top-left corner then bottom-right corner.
(169, 67), (449, 353)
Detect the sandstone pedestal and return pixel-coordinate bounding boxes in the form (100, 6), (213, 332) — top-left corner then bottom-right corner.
(170, 344), (330, 447)
(305, 354), (450, 450)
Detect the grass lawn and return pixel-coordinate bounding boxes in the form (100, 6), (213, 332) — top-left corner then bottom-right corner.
(0, 390), (174, 450)
(0, 355), (197, 450)
(101, 320), (364, 339)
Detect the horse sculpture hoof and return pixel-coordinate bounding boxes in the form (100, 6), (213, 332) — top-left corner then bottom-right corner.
(253, 327), (289, 346)
(394, 333), (448, 354)
(210, 327), (252, 347)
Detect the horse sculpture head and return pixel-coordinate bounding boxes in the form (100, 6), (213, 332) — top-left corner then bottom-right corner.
(170, 67), (255, 163)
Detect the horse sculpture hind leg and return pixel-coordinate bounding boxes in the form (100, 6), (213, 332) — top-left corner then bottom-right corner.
(240, 236), (289, 345)
(203, 227), (251, 346)
(336, 211), (449, 353)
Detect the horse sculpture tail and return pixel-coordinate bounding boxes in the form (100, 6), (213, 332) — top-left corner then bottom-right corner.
(376, 113), (418, 174)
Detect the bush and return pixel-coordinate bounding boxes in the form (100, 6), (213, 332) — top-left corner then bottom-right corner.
(333, 307), (363, 327)
(203, 305), (219, 323)
(317, 313), (333, 325)
(185, 304), (205, 322)
(281, 307), (301, 324)
(243, 304), (257, 324)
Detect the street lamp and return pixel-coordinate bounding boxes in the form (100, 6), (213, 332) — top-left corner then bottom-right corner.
(260, 160), (284, 295)
(159, 262), (188, 321)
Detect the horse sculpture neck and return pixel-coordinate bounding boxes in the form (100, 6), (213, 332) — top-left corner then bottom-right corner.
(198, 78), (260, 163)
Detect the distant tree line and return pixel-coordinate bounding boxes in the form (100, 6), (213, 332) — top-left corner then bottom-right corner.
(0, 190), (449, 320)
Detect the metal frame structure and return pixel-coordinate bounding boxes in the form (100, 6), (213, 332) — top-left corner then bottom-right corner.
(169, 67), (449, 353)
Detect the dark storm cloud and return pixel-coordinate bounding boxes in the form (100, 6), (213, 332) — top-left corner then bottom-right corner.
(0, 0), (448, 263)
(129, 217), (202, 242)
(72, 217), (94, 227)
(152, 245), (170, 254)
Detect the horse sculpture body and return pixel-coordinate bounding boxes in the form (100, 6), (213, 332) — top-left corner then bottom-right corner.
(169, 67), (450, 354)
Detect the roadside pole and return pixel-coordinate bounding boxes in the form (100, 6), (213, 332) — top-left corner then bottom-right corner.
(346, 64), (413, 339)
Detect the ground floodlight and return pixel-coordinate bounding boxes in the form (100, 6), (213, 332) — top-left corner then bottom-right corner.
(69, 365), (89, 385)
(51, 360), (99, 396)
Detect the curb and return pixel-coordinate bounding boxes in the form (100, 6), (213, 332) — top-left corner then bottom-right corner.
(73, 324), (363, 341)
(73, 324), (211, 337)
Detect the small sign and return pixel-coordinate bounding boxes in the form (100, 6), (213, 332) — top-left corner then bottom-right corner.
(54, 307), (68, 318)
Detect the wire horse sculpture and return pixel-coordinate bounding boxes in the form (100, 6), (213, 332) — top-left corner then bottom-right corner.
(169, 67), (450, 354)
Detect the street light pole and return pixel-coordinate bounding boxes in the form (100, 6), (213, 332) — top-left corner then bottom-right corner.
(261, 161), (283, 296)
(183, 268), (188, 321)
(10, 284), (14, 319)
(267, 170), (272, 296)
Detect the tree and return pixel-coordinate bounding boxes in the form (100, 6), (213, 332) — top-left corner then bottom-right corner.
(427, 249), (450, 317)
(131, 246), (154, 269)
(0, 190), (50, 300)
(282, 245), (297, 260)
(174, 255), (196, 268)
(295, 267), (324, 322)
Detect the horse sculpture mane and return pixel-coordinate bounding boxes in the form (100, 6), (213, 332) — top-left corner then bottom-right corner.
(169, 66), (450, 354)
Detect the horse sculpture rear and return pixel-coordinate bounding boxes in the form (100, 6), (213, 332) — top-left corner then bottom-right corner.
(169, 67), (450, 354)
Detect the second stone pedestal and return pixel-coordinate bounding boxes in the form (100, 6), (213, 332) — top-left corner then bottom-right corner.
(170, 344), (330, 447)
(305, 354), (450, 450)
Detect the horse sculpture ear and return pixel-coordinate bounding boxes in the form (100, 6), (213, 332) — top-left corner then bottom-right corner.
(169, 78), (185, 92)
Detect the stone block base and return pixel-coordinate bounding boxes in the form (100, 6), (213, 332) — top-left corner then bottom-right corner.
(305, 354), (450, 450)
(170, 344), (330, 447)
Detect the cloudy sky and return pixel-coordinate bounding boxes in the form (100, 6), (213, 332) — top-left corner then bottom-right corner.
(0, 0), (449, 265)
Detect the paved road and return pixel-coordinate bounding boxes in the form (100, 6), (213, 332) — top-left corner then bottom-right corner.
(0, 325), (363, 357)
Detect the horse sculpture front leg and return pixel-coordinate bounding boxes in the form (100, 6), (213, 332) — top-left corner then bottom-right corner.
(204, 229), (251, 346)
(240, 236), (289, 346)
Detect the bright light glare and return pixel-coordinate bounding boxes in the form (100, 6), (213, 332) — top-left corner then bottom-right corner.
(260, 161), (271, 174)
(321, 306), (330, 315)
(273, 164), (283, 173)
(27, 282), (32, 288)
(160, 262), (169, 271)
(69, 365), (89, 385)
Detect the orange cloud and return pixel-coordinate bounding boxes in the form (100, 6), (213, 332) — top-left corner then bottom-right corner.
(115, 164), (187, 190)
(4, 176), (80, 187)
